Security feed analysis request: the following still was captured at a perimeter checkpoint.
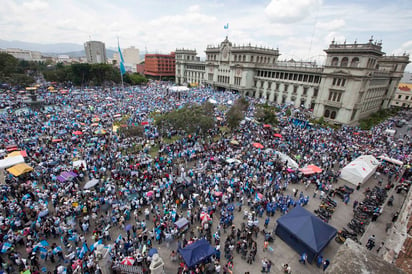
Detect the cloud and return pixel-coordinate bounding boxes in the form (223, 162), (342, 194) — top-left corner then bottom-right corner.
(316, 19), (345, 31)
(22, 0), (48, 11)
(265, 0), (322, 23)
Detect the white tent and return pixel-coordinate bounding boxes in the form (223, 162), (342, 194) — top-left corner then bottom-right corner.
(264, 149), (299, 169)
(340, 155), (380, 185)
(0, 155), (25, 169)
(378, 155), (403, 166)
(169, 86), (189, 92)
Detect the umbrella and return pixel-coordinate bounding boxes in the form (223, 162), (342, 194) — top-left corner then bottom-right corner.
(214, 191), (222, 197)
(226, 204), (235, 211)
(200, 212), (210, 221)
(253, 142), (264, 149)
(84, 179), (99, 189)
(73, 131), (83, 135)
(52, 138), (62, 143)
(141, 121), (149, 125)
(38, 209), (49, 218)
(125, 224), (132, 231)
(94, 129), (107, 135)
(121, 256), (135, 265)
(274, 133), (283, 138)
(146, 191), (154, 197)
(148, 248), (158, 257)
(91, 123), (99, 127)
(91, 117), (100, 122)
(263, 124), (271, 128)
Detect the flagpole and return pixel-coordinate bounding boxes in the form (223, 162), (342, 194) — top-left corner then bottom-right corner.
(117, 37), (124, 92)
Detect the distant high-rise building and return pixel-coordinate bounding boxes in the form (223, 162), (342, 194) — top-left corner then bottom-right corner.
(113, 46), (140, 73)
(84, 40), (107, 64)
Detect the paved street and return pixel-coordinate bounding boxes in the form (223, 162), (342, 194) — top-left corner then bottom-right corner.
(132, 170), (406, 274)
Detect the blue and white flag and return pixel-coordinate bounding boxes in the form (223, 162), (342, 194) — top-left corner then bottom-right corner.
(90, 239), (102, 252)
(1, 242), (12, 253)
(79, 243), (88, 259)
(115, 234), (122, 244)
(118, 42), (126, 75)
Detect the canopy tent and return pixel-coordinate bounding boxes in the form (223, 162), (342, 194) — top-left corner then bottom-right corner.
(274, 151), (299, 169)
(73, 160), (87, 170)
(299, 164), (322, 175)
(7, 163), (33, 176)
(7, 150), (27, 158)
(57, 171), (78, 183)
(175, 217), (189, 230)
(178, 239), (216, 268)
(340, 155), (380, 185)
(275, 206), (337, 263)
(169, 86), (189, 92)
(0, 155), (25, 169)
(378, 155), (403, 166)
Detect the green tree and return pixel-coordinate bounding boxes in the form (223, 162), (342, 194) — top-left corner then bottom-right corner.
(155, 103), (215, 136)
(255, 105), (278, 125)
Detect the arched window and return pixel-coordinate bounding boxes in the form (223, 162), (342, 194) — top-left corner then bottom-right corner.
(331, 57), (339, 66)
(341, 57), (348, 67)
(324, 109), (330, 118)
(350, 57), (360, 67)
(243, 55), (246, 62)
(375, 64), (379, 70)
(330, 111), (337, 119)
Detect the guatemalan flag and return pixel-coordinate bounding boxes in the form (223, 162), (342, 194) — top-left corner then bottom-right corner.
(79, 242), (89, 259)
(1, 242), (12, 253)
(118, 42), (126, 75)
(90, 239), (102, 252)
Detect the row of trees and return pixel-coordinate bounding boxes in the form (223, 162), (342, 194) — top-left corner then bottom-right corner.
(0, 52), (148, 87)
(0, 53), (48, 86)
(43, 63), (148, 86)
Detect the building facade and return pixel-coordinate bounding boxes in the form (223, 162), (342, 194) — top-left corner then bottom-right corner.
(175, 49), (205, 86)
(84, 40), (107, 64)
(0, 48), (43, 62)
(175, 37), (409, 124)
(391, 72), (412, 108)
(144, 52), (175, 78)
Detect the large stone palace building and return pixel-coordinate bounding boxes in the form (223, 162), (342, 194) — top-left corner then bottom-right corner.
(175, 37), (409, 124)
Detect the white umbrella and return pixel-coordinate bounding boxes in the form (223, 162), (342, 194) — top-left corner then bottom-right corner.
(84, 178), (99, 189)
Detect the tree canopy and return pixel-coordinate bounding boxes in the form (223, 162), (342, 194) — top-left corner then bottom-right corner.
(155, 102), (215, 136)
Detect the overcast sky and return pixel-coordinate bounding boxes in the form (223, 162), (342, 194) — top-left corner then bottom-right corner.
(1, 0), (411, 70)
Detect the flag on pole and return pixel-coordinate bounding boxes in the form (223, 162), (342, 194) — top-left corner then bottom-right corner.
(90, 239), (102, 252)
(224, 23), (229, 29)
(79, 242), (89, 259)
(115, 234), (122, 244)
(118, 42), (126, 75)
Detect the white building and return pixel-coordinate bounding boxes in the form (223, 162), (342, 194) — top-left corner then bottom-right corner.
(175, 37), (409, 125)
(0, 48), (43, 62)
(84, 40), (107, 64)
(113, 46), (140, 73)
(391, 72), (412, 108)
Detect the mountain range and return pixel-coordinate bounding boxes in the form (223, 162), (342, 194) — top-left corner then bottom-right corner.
(0, 39), (116, 58)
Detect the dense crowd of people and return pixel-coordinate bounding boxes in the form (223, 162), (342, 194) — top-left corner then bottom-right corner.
(0, 82), (410, 274)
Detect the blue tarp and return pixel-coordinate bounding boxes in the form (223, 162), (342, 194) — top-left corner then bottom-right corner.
(275, 206), (337, 263)
(178, 239), (216, 268)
